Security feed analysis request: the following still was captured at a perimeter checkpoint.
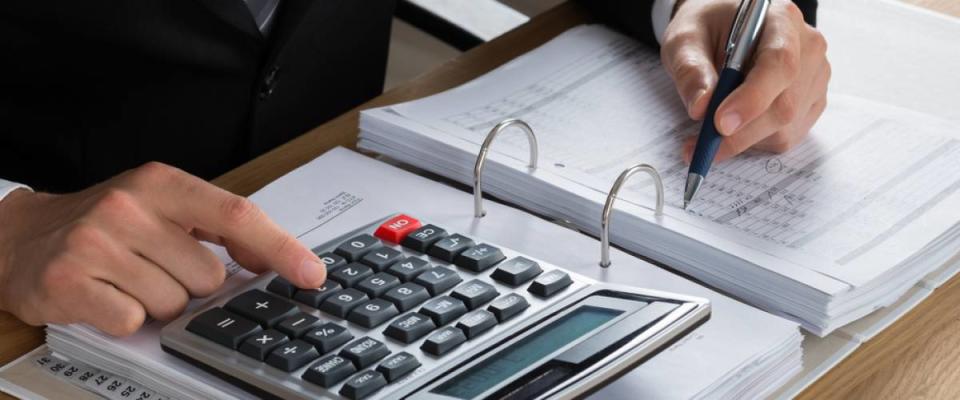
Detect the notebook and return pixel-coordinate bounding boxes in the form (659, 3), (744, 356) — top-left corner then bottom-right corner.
(357, 8), (960, 336)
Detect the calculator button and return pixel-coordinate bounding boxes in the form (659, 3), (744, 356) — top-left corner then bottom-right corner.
(265, 339), (319, 372)
(293, 280), (342, 308)
(317, 253), (348, 270)
(266, 276), (296, 298)
(303, 322), (354, 353)
(303, 355), (357, 388)
(329, 263), (374, 288)
(454, 244), (506, 272)
(528, 270), (573, 297)
(186, 307), (262, 349)
(340, 370), (388, 400)
(401, 224), (448, 252)
(456, 309), (498, 339)
(451, 280), (500, 310)
(340, 337), (391, 368)
(360, 247), (404, 271)
(427, 234), (476, 262)
(377, 352), (421, 382)
(386, 257), (430, 281)
(374, 214), (422, 243)
(490, 257), (543, 286)
(335, 234), (382, 262)
(488, 294), (530, 322)
(319, 288), (369, 318)
(224, 290), (299, 327)
(239, 329), (289, 361)
(381, 282), (431, 312)
(355, 272), (401, 298)
(347, 299), (400, 328)
(276, 312), (320, 338)
(413, 267), (462, 296)
(421, 327), (467, 356)
(383, 313), (436, 344)
(420, 296), (468, 325)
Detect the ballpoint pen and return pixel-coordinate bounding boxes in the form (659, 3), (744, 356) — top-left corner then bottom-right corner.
(683, 0), (771, 210)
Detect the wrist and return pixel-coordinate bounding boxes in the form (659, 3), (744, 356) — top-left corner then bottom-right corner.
(0, 189), (38, 313)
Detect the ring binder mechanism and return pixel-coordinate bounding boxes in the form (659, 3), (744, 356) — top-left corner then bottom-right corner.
(600, 164), (664, 268)
(473, 119), (539, 218)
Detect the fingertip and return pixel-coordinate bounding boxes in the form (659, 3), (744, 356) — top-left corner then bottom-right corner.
(297, 257), (326, 289)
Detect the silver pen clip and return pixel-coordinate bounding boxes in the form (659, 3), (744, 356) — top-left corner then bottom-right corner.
(724, 0), (771, 71)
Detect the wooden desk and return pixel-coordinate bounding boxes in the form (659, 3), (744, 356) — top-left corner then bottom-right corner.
(1, 1), (957, 398)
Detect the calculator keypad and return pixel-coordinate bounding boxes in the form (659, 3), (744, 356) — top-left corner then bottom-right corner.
(174, 214), (588, 399)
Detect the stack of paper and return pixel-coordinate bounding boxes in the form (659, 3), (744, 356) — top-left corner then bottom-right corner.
(358, 23), (960, 336)
(42, 148), (802, 399)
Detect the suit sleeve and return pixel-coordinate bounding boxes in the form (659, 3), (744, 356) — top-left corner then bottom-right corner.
(576, 0), (820, 48)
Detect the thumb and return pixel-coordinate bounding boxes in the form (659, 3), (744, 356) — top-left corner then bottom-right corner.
(661, 32), (719, 120)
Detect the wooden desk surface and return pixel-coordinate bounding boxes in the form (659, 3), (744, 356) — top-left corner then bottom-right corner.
(1, 1), (957, 399)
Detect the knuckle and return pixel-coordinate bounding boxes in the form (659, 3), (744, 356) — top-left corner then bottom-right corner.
(782, 1), (804, 21)
(111, 306), (146, 336)
(808, 29), (828, 55)
(219, 195), (260, 228)
(189, 262), (226, 297)
(771, 94), (799, 124)
(769, 47), (800, 78)
(130, 161), (182, 186)
(93, 189), (138, 217)
(64, 223), (109, 254)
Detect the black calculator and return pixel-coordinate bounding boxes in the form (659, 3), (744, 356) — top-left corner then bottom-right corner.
(160, 214), (710, 399)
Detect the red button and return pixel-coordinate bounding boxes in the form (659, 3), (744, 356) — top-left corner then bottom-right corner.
(375, 214), (422, 243)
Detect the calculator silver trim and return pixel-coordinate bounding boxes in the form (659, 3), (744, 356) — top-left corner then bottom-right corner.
(160, 215), (710, 400)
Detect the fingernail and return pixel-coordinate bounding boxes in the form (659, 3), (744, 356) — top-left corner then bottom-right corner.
(687, 88), (707, 112)
(299, 258), (326, 288)
(719, 112), (742, 135)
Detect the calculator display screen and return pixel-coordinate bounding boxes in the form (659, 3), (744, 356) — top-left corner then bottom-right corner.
(432, 306), (623, 399)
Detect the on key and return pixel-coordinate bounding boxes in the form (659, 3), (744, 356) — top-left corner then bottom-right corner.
(186, 307), (262, 349)
(335, 234), (382, 262)
(340, 337), (391, 369)
(374, 214), (422, 243)
(224, 290), (299, 327)
(454, 244), (506, 272)
(303, 354), (357, 388)
(401, 225), (448, 252)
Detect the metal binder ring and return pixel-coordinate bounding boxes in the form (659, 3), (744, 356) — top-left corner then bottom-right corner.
(473, 119), (539, 218)
(600, 164), (664, 268)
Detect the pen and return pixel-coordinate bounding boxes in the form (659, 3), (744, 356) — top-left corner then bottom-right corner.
(683, 0), (771, 210)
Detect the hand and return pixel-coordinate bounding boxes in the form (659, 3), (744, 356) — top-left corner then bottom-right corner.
(0, 162), (326, 336)
(661, 0), (830, 162)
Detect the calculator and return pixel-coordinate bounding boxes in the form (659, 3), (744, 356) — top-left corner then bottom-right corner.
(160, 214), (710, 400)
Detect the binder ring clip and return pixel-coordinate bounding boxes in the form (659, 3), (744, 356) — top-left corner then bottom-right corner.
(600, 163), (664, 268)
(473, 119), (539, 218)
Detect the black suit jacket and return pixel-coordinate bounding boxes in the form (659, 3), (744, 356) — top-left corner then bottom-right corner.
(0, 0), (815, 192)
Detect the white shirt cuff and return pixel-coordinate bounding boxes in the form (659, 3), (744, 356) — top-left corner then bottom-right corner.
(0, 179), (32, 204)
(652, 0), (678, 44)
